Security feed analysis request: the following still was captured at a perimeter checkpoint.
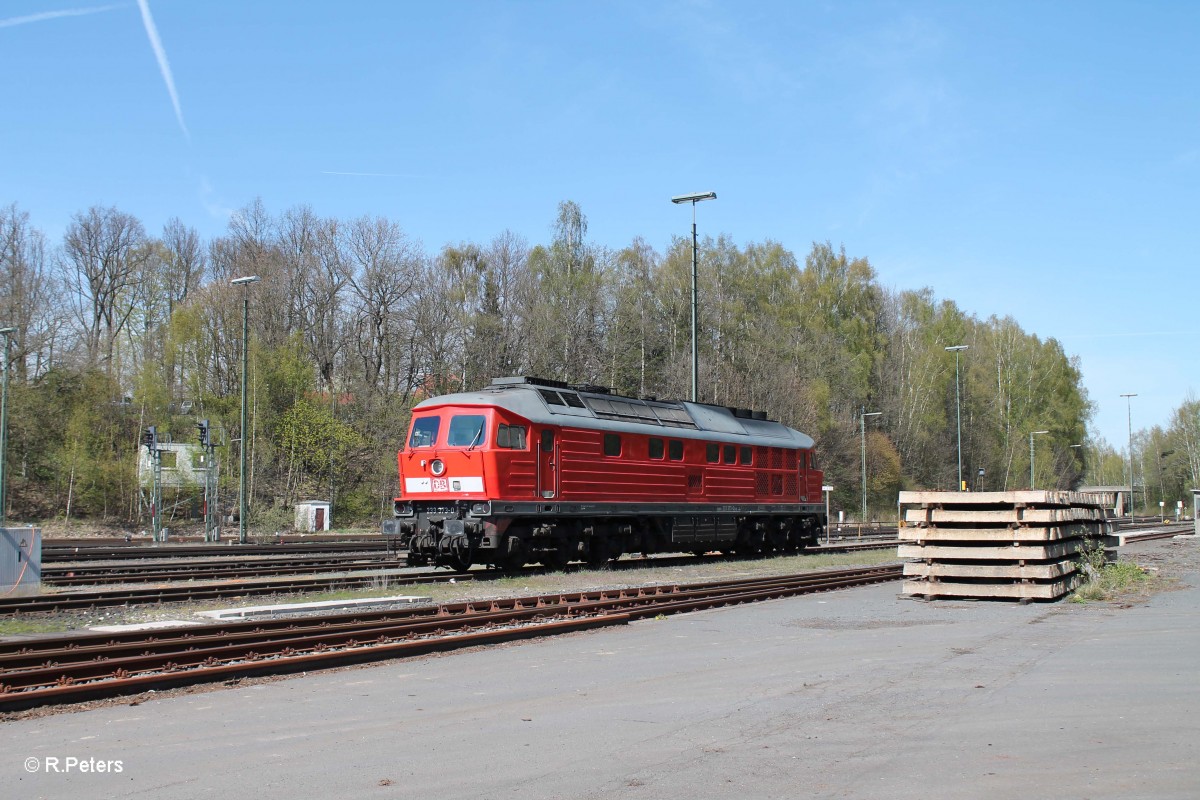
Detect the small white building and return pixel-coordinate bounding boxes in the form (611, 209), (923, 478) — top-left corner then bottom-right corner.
(294, 500), (332, 532)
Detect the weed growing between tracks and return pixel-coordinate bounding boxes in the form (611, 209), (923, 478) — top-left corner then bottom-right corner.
(0, 618), (74, 636)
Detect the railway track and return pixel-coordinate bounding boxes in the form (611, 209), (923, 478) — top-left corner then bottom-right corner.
(42, 541), (390, 563)
(42, 554), (401, 587)
(4, 544), (905, 616)
(0, 569), (465, 616)
(0, 564), (902, 711)
(37, 540), (898, 593)
(1117, 522), (1194, 543)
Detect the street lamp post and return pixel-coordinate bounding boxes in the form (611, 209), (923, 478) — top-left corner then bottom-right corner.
(0, 326), (15, 527)
(945, 344), (968, 490)
(822, 484), (833, 545)
(1121, 393), (1137, 517)
(232, 276), (260, 544)
(861, 408), (882, 522)
(1070, 443), (1083, 486)
(671, 191), (716, 403)
(1029, 430), (1049, 488)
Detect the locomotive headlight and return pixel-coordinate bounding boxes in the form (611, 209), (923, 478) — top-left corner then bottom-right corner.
(430, 459), (446, 476)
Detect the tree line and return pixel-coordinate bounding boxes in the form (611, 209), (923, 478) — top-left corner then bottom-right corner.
(2, 197), (1173, 531)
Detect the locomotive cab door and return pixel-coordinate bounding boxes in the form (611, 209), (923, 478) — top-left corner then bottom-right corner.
(537, 428), (558, 499)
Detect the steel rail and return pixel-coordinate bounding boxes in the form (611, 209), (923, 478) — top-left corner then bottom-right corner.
(43, 557), (401, 586)
(0, 565), (901, 710)
(0, 570), (474, 616)
(42, 541), (389, 563)
(1118, 523), (1194, 543)
(0, 566), (897, 666)
(9, 547), (902, 614)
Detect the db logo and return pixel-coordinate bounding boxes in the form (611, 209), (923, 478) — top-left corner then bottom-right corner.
(431, 478), (449, 493)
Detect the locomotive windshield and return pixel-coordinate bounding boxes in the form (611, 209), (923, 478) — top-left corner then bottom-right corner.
(447, 414), (488, 447)
(408, 416), (440, 448)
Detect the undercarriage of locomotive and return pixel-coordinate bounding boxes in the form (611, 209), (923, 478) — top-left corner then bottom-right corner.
(385, 503), (826, 573)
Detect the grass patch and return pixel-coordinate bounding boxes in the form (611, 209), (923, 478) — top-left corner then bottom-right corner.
(0, 618), (74, 636)
(1071, 561), (1154, 603)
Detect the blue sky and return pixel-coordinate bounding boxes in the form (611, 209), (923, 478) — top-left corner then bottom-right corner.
(1, 1), (1195, 451)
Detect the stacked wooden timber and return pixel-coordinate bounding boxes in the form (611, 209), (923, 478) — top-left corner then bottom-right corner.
(898, 490), (1114, 601)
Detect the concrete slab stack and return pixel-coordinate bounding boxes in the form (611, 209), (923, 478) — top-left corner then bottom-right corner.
(898, 491), (1112, 601)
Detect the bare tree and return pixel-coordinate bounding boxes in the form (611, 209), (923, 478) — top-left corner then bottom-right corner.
(161, 217), (205, 312)
(61, 206), (150, 373)
(346, 216), (422, 396)
(0, 203), (59, 379)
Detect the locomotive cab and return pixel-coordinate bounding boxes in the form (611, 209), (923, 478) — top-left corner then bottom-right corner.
(389, 404), (535, 570)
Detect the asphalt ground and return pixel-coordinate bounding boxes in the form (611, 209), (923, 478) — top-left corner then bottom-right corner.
(3, 536), (1197, 799)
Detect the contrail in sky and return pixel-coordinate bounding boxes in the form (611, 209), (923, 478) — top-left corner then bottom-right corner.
(0, 5), (120, 29)
(322, 171), (424, 178)
(136, 0), (188, 139)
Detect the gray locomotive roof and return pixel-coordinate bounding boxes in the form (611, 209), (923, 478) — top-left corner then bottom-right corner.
(413, 383), (815, 449)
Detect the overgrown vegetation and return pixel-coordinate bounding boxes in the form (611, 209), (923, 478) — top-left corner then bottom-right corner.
(1071, 561), (1153, 603)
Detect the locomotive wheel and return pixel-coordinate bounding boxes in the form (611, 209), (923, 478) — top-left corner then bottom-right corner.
(446, 554), (473, 572)
(543, 547), (570, 571)
(585, 539), (611, 569)
(767, 527), (787, 553)
(493, 554), (525, 573)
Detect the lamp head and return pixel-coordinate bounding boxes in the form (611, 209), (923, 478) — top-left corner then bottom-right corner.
(671, 191), (717, 204)
(231, 275), (260, 286)
(944, 344), (968, 352)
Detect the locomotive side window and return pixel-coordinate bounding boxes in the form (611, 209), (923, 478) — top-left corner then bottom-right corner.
(809, 451), (818, 469)
(740, 446), (753, 465)
(408, 416), (440, 448)
(705, 443), (720, 463)
(668, 440), (684, 461)
(497, 424), (527, 449)
(723, 444), (736, 464)
(447, 415), (488, 447)
(604, 433), (622, 456)
(648, 438), (664, 459)
(541, 429), (555, 452)
(539, 389), (566, 406)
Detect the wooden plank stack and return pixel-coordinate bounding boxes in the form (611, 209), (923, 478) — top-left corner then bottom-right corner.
(898, 490), (1114, 601)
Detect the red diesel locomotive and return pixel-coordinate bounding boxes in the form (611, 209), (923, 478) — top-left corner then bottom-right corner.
(382, 376), (827, 570)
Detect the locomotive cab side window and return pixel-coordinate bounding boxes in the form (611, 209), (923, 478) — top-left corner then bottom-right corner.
(408, 416), (440, 448)
(497, 424), (528, 449)
(648, 437), (664, 459)
(540, 429), (555, 452)
(706, 443), (720, 463)
(604, 433), (622, 456)
(668, 440), (684, 461)
(447, 414), (487, 447)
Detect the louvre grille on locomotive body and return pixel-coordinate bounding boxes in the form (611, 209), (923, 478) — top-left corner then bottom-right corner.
(382, 376), (827, 571)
